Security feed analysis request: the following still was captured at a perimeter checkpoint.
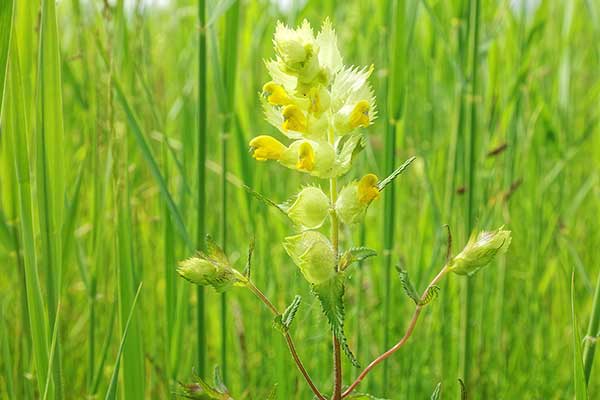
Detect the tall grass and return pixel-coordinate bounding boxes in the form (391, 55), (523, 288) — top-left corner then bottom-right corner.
(1, 1), (600, 399)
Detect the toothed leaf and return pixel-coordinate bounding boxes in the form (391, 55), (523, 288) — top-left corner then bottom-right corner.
(419, 285), (440, 306)
(377, 156), (416, 191)
(282, 295), (302, 328)
(242, 184), (287, 214)
(396, 266), (420, 304)
(312, 272), (360, 367)
(205, 235), (228, 265)
(339, 247), (377, 270)
(243, 239), (255, 278)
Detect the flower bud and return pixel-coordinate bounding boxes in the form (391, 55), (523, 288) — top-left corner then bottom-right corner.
(448, 227), (512, 276)
(335, 174), (380, 225)
(274, 20), (321, 83)
(285, 186), (330, 230)
(283, 231), (336, 285)
(177, 253), (246, 292)
(262, 81), (292, 106)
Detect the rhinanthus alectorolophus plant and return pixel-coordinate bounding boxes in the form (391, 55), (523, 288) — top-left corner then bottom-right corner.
(177, 18), (511, 400)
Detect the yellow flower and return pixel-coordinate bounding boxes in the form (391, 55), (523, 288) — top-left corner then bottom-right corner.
(335, 174), (380, 225)
(262, 81), (292, 106)
(357, 173), (379, 203)
(348, 100), (370, 129)
(296, 142), (315, 171)
(282, 104), (308, 132)
(249, 135), (287, 161)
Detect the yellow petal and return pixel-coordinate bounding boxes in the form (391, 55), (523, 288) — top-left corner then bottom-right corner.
(282, 104), (308, 132)
(349, 100), (370, 129)
(357, 173), (379, 204)
(296, 142), (315, 171)
(249, 135), (287, 161)
(262, 81), (291, 106)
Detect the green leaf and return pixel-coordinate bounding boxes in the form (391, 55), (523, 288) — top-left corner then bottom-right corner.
(243, 238), (255, 278)
(273, 295), (302, 333)
(377, 156), (416, 191)
(339, 247), (377, 270)
(420, 285), (440, 306)
(281, 295), (302, 328)
(242, 184), (286, 214)
(396, 266), (420, 304)
(430, 382), (442, 400)
(0, 0), (13, 115)
(205, 235), (228, 265)
(312, 272), (360, 367)
(572, 272), (589, 399)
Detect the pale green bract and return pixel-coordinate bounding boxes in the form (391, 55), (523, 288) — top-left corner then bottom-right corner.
(448, 227), (512, 276)
(284, 186), (330, 230)
(283, 231), (336, 285)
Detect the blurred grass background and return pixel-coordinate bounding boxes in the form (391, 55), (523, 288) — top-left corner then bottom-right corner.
(1, 0), (600, 399)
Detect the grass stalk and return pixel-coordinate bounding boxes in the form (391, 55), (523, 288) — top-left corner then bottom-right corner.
(460, 0), (481, 390)
(583, 269), (600, 384)
(196, 0), (208, 378)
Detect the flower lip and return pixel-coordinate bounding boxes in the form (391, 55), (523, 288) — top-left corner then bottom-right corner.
(249, 135), (287, 161)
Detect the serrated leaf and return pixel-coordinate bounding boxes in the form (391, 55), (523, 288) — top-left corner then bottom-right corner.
(205, 235), (228, 265)
(430, 382), (442, 400)
(243, 238), (255, 278)
(419, 285), (440, 306)
(282, 295), (302, 328)
(396, 266), (420, 304)
(339, 247), (377, 270)
(183, 372), (230, 400)
(312, 272), (360, 367)
(377, 156), (416, 191)
(243, 184), (286, 214)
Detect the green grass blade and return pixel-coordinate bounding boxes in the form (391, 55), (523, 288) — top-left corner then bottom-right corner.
(572, 272), (588, 399)
(105, 283), (144, 400)
(0, 0), (13, 115)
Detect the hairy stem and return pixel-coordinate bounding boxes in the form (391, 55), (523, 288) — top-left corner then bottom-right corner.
(342, 265), (449, 398)
(247, 282), (326, 400)
(328, 128), (342, 400)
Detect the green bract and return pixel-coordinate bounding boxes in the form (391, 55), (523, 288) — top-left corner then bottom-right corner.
(448, 227), (512, 276)
(284, 186), (330, 230)
(283, 231), (336, 285)
(177, 238), (247, 292)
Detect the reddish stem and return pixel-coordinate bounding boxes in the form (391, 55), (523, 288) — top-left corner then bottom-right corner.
(342, 266), (448, 398)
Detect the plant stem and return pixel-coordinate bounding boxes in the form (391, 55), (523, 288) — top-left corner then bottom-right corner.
(342, 265), (449, 398)
(328, 128), (342, 400)
(196, 0), (207, 378)
(583, 269), (600, 384)
(247, 282), (326, 400)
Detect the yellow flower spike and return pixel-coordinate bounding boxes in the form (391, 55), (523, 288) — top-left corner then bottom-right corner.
(357, 173), (380, 204)
(349, 100), (371, 129)
(262, 81), (291, 106)
(282, 104), (308, 132)
(296, 142), (315, 171)
(249, 135), (287, 161)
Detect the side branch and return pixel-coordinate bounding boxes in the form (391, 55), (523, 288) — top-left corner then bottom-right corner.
(342, 266), (448, 398)
(248, 282), (326, 400)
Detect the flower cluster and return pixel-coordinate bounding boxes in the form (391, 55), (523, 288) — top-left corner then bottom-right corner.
(248, 19), (381, 285)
